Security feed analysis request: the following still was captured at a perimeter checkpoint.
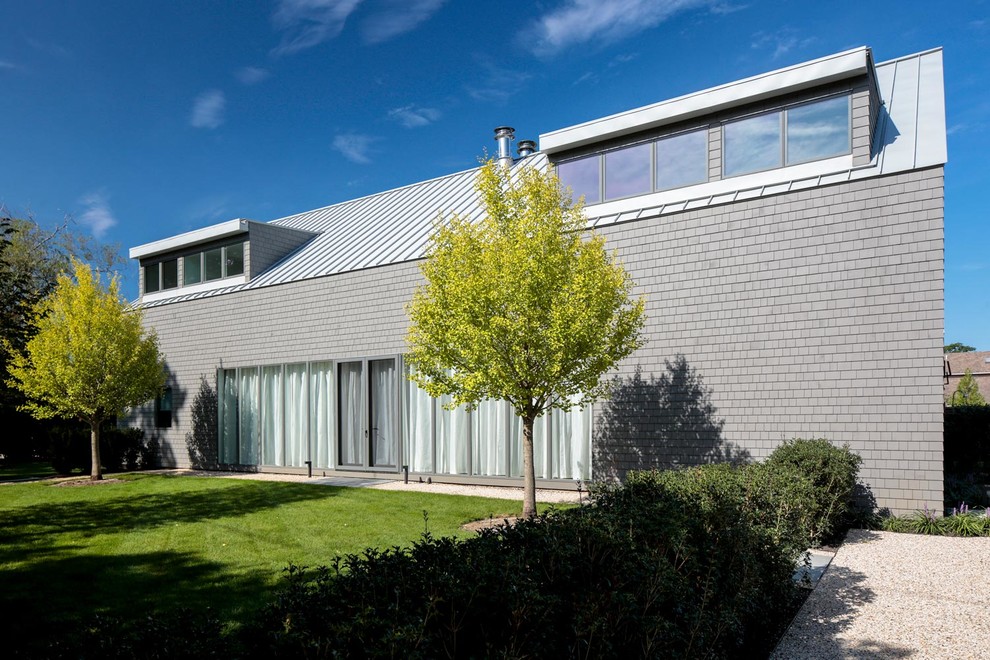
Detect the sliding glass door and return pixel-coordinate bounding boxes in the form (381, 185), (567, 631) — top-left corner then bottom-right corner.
(338, 358), (398, 470)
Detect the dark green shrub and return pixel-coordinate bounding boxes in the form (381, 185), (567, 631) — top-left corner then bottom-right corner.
(248, 471), (802, 659)
(47, 422), (152, 474)
(763, 438), (862, 545)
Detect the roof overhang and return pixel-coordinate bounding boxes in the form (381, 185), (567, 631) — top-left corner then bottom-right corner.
(129, 218), (250, 260)
(540, 46), (873, 154)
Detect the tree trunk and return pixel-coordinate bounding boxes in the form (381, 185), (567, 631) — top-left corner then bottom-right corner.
(90, 420), (103, 481)
(521, 412), (537, 519)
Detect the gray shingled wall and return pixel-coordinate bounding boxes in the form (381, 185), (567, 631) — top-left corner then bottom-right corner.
(137, 167), (944, 514)
(593, 166), (944, 514)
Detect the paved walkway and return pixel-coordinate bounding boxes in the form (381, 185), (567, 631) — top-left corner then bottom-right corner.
(774, 529), (990, 659)
(179, 469), (585, 503)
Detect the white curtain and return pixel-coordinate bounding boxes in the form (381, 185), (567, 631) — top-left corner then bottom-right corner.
(261, 366), (283, 466)
(370, 359), (396, 467)
(402, 367), (433, 473)
(510, 410), (548, 478)
(473, 398), (507, 476)
(219, 369), (238, 464)
(310, 362), (333, 469)
(338, 362), (363, 466)
(552, 403), (592, 480)
(238, 368), (259, 465)
(436, 394), (469, 474)
(284, 363), (308, 467)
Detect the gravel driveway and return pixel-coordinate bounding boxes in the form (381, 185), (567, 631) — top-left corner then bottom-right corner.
(773, 529), (990, 659)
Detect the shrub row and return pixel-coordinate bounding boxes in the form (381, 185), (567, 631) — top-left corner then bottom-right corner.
(48, 438), (864, 659)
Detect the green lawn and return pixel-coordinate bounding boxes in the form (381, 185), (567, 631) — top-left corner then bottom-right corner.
(0, 473), (520, 648)
(0, 460), (59, 482)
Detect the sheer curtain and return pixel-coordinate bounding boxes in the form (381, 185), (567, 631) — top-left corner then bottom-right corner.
(238, 368), (259, 465)
(370, 359), (396, 467)
(552, 403), (592, 480)
(436, 394), (469, 474)
(402, 368), (433, 473)
(473, 399), (507, 476)
(310, 362), (333, 469)
(261, 366), (283, 466)
(338, 362), (363, 466)
(284, 363), (308, 467)
(219, 369), (238, 464)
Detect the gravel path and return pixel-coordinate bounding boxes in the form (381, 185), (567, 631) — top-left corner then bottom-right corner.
(773, 529), (990, 659)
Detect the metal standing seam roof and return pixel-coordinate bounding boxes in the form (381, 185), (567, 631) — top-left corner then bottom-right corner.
(136, 48), (946, 310)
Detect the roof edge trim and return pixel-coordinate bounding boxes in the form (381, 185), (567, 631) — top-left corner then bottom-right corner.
(129, 218), (250, 260)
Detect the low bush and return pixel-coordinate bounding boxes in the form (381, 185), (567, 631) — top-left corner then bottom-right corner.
(763, 438), (862, 546)
(880, 504), (990, 537)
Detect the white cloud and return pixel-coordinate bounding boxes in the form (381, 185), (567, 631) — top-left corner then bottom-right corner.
(332, 133), (379, 164)
(190, 90), (226, 129)
(271, 0), (364, 55)
(387, 104), (441, 128)
(77, 192), (117, 239)
(465, 59), (532, 103)
(361, 0), (446, 44)
(750, 28), (816, 59)
(236, 66), (271, 85)
(526, 0), (713, 56)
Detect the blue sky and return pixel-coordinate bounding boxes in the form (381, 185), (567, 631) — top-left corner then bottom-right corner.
(2, 1), (987, 348)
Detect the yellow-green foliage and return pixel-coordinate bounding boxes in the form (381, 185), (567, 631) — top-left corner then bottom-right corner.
(6, 259), (165, 425)
(951, 369), (987, 407)
(406, 160), (645, 419)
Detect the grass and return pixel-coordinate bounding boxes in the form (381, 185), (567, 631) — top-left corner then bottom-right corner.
(0, 472), (522, 651)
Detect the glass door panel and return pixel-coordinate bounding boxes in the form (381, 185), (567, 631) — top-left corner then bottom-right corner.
(338, 361), (364, 466)
(370, 359), (396, 467)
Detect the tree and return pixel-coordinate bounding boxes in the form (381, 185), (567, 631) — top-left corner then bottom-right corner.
(945, 342), (976, 353)
(0, 210), (127, 458)
(406, 160), (645, 517)
(950, 369), (987, 407)
(5, 259), (165, 479)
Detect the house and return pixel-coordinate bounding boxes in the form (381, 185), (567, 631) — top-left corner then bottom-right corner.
(945, 351), (990, 404)
(129, 46), (946, 514)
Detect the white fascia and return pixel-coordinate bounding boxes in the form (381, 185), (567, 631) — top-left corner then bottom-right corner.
(540, 46), (870, 154)
(129, 218), (250, 260)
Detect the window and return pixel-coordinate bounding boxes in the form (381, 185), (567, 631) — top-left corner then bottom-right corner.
(786, 95), (850, 165)
(605, 142), (652, 201)
(225, 242), (244, 276)
(204, 247), (223, 281)
(155, 387), (172, 428)
(656, 129), (708, 190)
(557, 156), (600, 204)
(183, 254), (202, 285)
(724, 111), (782, 177)
(161, 259), (178, 290)
(144, 264), (160, 293)
(724, 94), (851, 177)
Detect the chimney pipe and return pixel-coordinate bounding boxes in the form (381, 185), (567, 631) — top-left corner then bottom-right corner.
(517, 140), (536, 157)
(494, 126), (515, 167)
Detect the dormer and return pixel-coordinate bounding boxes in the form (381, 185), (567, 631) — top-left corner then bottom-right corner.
(129, 218), (318, 302)
(542, 46), (884, 212)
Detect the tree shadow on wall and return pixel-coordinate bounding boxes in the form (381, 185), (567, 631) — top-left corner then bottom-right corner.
(595, 355), (750, 482)
(186, 376), (218, 469)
